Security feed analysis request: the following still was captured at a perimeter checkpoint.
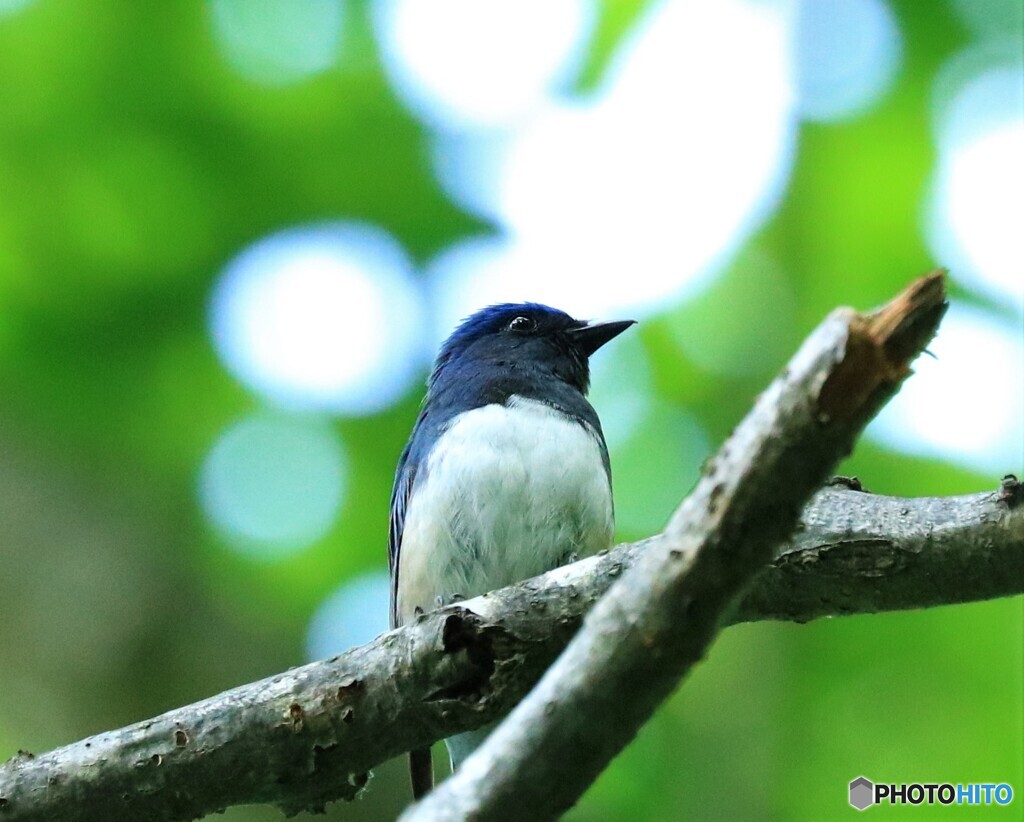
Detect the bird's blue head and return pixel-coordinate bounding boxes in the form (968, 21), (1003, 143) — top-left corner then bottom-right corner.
(430, 303), (635, 395)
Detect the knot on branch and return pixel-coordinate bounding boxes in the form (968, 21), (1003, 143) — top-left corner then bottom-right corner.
(426, 611), (503, 703)
(999, 475), (1022, 508)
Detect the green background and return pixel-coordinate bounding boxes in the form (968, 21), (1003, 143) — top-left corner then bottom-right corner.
(0, 1), (1020, 820)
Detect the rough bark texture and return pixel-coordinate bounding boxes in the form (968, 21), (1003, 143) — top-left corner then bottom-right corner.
(403, 273), (953, 820)
(1, 274), (1020, 822)
(735, 476), (1024, 622)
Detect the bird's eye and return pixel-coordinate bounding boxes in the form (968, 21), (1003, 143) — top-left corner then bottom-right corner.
(508, 316), (537, 332)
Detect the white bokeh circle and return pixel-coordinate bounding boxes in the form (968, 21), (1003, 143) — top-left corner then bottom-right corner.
(210, 223), (427, 415)
(200, 414), (347, 557)
(373, 0), (595, 130)
(869, 304), (1024, 473)
(306, 571), (391, 660)
(793, 0), (901, 122)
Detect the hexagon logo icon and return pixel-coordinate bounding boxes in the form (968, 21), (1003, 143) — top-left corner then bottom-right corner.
(849, 776), (874, 810)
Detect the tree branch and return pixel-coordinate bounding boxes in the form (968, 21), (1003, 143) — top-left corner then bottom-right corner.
(403, 273), (952, 820)
(2, 274), (1020, 821)
(735, 475), (1024, 623)
(1, 488), (1021, 820)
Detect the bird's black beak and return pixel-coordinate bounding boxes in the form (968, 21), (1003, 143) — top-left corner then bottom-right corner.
(567, 319), (636, 357)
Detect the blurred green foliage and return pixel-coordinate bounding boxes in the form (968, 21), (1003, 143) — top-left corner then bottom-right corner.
(0, 1), (1020, 820)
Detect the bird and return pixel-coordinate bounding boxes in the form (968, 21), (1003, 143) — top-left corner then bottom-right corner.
(388, 302), (634, 799)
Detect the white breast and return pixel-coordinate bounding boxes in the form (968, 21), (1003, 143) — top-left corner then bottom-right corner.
(396, 396), (614, 625)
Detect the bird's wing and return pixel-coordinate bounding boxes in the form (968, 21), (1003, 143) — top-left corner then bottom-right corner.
(389, 414), (437, 798)
(388, 442), (417, 631)
(389, 403), (436, 630)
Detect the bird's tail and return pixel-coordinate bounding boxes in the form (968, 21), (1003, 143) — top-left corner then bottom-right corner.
(409, 726), (497, 799)
(409, 747), (433, 799)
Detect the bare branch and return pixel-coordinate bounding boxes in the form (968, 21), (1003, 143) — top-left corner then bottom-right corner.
(735, 476), (1024, 623)
(1, 486), (1021, 820)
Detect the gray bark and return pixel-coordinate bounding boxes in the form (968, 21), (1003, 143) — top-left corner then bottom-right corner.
(0, 487), (1020, 821)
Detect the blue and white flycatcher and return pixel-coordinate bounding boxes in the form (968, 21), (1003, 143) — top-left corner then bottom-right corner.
(388, 303), (634, 797)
